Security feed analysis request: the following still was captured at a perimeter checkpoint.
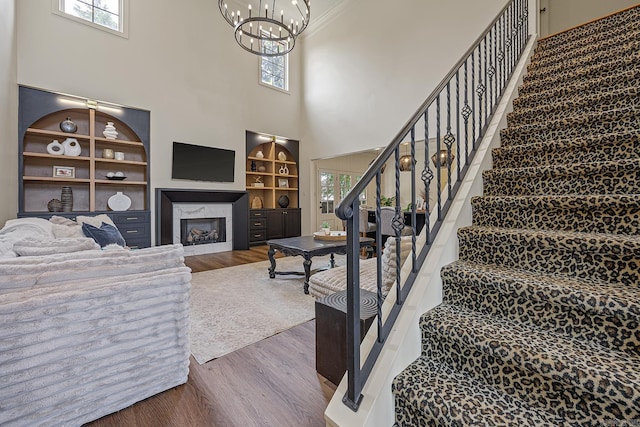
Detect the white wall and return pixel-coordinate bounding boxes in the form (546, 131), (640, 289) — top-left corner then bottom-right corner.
(16, 0), (303, 241)
(300, 0), (509, 233)
(544, 0), (639, 36)
(0, 0), (17, 225)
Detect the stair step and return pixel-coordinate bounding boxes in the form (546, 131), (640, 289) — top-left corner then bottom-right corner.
(441, 260), (640, 354)
(516, 67), (640, 103)
(499, 108), (639, 146)
(528, 38), (640, 80)
(533, 21), (640, 64)
(457, 226), (640, 285)
(507, 86), (640, 127)
(483, 159), (640, 197)
(534, 6), (640, 53)
(420, 304), (640, 423)
(392, 357), (561, 426)
(492, 131), (640, 169)
(522, 51), (640, 89)
(471, 195), (640, 235)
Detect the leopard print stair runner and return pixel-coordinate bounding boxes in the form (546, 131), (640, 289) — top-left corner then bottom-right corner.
(393, 5), (640, 425)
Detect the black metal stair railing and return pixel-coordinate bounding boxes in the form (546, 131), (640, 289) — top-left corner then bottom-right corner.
(334, 0), (530, 411)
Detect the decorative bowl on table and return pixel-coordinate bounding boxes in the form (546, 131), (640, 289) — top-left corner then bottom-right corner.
(313, 231), (347, 241)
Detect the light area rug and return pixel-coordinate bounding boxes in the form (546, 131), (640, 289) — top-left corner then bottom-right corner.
(189, 254), (339, 364)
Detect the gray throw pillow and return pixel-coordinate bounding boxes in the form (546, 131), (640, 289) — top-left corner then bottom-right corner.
(82, 222), (126, 247)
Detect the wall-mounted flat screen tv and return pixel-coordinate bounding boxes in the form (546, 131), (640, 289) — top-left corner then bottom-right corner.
(172, 141), (235, 183)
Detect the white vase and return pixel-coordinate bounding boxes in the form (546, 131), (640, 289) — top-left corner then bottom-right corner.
(108, 192), (131, 211)
(103, 122), (118, 140)
(46, 140), (64, 155)
(62, 138), (81, 156)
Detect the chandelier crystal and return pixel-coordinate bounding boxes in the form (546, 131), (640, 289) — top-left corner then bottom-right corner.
(218, 0), (311, 57)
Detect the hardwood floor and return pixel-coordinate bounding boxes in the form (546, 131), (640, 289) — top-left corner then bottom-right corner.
(86, 245), (336, 427)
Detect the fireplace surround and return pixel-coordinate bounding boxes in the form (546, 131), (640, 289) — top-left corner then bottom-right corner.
(156, 189), (249, 250)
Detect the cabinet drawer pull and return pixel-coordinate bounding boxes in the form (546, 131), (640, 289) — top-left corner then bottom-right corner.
(254, 234), (262, 238)
(126, 217), (139, 221)
(125, 230), (139, 234)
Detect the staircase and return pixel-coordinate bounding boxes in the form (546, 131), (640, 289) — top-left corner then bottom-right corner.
(392, 6), (640, 425)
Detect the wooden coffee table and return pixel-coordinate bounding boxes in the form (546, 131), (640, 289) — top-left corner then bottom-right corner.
(267, 235), (374, 294)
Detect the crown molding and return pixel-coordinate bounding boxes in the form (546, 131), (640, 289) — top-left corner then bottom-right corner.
(302, 0), (351, 38)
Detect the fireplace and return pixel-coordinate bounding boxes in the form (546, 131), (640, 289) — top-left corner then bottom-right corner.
(181, 217), (227, 246)
(156, 189), (249, 251)
(172, 203), (233, 255)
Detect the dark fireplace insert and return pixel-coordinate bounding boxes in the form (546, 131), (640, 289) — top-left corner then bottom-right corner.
(180, 217), (226, 246)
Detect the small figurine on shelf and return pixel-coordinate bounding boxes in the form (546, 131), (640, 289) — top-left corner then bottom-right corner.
(103, 122), (118, 140)
(251, 160), (257, 171)
(46, 140), (64, 155)
(59, 118), (77, 133)
(253, 176), (264, 187)
(62, 138), (81, 156)
(60, 186), (73, 212)
(47, 198), (62, 212)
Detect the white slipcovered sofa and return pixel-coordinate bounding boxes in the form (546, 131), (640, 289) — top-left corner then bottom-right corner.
(0, 217), (191, 426)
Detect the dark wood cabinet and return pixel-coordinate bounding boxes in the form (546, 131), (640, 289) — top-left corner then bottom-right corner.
(266, 208), (301, 240)
(249, 209), (268, 244)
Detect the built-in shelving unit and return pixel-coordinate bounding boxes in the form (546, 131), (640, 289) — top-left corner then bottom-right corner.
(18, 86), (151, 248)
(245, 130), (301, 245)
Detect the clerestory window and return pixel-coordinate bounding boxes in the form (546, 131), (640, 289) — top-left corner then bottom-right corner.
(53, 0), (128, 37)
(260, 36), (289, 92)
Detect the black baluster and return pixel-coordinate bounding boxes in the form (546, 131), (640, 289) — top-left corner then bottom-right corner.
(422, 111), (432, 244)
(394, 143), (403, 304)
(375, 171), (383, 343)
(484, 29), (495, 109)
(436, 95), (442, 220)
(483, 35), (488, 128)
(471, 49), (476, 149)
(462, 58), (471, 165)
(477, 41), (484, 139)
(455, 69), (461, 179)
(445, 82), (454, 199)
(409, 126), (416, 273)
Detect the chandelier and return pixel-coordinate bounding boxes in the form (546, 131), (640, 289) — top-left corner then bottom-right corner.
(218, 0), (311, 57)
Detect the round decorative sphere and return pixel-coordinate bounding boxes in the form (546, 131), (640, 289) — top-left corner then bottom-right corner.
(47, 198), (62, 212)
(60, 118), (77, 133)
(278, 195), (290, 208)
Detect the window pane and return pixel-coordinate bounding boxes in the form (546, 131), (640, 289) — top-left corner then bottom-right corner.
(95, 9), (119, 30)
(320, 172), (335, 214)
(260, 31), (287, 90)
(339, 174), (352, 199)
(60, 0), (122, 32)
(98, 0), (120, 14)
(65, 0), (93, 22)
